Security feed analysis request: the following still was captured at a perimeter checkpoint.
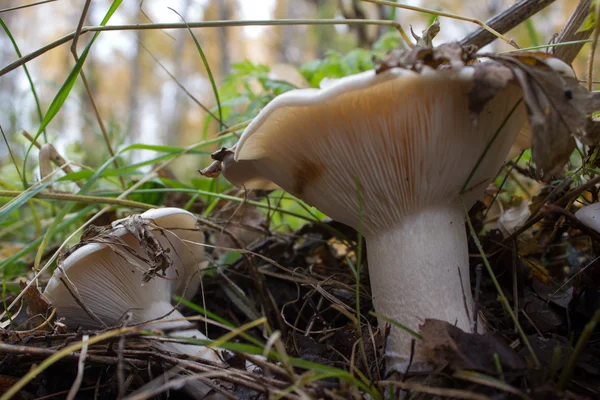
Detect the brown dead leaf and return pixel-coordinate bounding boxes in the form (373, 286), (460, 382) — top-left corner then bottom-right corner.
(19, 281), (51, 318)
(210, 204), (266, 252)
(199, 159), (223, 178)
(378, 44), (600, 181)
(485, 52), (599, 180)
(410, 18), (440, 47)
(579, 117), (600, 146)
(16, 281), (52, 331)
(118, 215), (174, 282)
(419, 319), (524, 374)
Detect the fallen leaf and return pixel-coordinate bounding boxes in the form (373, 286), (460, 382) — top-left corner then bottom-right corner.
(419, 319), (524, 374)
(486, 52), (599, 180)
(497, 199), (531, 238)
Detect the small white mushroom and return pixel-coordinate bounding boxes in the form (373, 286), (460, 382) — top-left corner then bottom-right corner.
(43, 207), (221, 363)
(575, 203), (600, 233)
(221, 60), (528, 371)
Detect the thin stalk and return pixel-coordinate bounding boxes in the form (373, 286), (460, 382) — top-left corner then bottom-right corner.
(501, 39), (595, 53)
(0, 0), (56, 13)
(97, 188), (318, 222)
(460, 0), (557, 49)
(170, 8), (224, 131)
(0, 19), (407, 77)
(361, 0), (516, 47)
(70, 0), (124, 189)
(0, 191), (154, 210)
(138, 41), (222, 125)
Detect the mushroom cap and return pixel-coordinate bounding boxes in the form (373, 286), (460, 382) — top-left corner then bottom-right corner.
(44, 208), (207, 329)
(575, 203), (600, 233)
(223, 67), (526, 236)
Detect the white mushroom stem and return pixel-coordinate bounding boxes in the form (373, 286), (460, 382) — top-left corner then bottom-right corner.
(145, 300), (221, 364)
(366, 205), (475, 371)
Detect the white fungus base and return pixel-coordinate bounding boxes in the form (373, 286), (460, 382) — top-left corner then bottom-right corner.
(144, 301), (222, 364)
(366, 205), (478, 372)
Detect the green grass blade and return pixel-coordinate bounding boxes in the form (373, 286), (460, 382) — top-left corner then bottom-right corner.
(170, 8), (224, 130)
(0, 181), (53, 224)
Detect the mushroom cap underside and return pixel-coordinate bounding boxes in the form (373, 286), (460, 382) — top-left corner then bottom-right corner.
(44, 208), (206, 329)
(224, 68), (527, 235)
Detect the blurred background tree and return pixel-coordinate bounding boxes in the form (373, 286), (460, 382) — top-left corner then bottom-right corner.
(0, 0), (592, 179)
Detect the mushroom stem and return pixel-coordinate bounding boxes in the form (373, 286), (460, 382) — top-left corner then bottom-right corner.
(366, 205), (475, 370)
(143, 300), (222, 364)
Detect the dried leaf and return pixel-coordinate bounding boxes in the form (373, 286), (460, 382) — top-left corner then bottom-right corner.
(485, 52), (599, 180)
(199, 147), (235, 179)
(410, 18), (440, 47)
(419, 319), (524, 373)
(199, 159), (222, 178)
(19, 281), (51, 325)
(374, 42), (476, 74)
(497, 199), (531, 238)
(578, 116), (600, 146)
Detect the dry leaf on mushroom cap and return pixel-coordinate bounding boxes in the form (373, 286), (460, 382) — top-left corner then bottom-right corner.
(379, 45), (600, 180)
(483, 52), (600, 180)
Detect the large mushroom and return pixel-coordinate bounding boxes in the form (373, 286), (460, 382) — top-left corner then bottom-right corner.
(43, 207), (221, 364)
(217, 49), (531, 370)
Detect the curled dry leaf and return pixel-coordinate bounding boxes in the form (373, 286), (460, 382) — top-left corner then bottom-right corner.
(483, 52), (599, 180)
(61, 215), (182, 284)
(410, 18), (440, 47)
(497, 199), (531, 238)
(419, 319), (524, 374)
(374, 41), (477, 74)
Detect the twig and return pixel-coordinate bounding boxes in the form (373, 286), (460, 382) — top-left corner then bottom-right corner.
(0, 190), (154, 209)
(0, 327), (139, 400)
(460, 0), (557, 49)
(512, 241), (519, 333)
(66, 334), (89, 400)
(361, 0), (517, 47)
(0, 0), (56, 13)
(0, 19), (406, 77)
(473, 264), (483, 333)
(552, 0), (594, 63)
